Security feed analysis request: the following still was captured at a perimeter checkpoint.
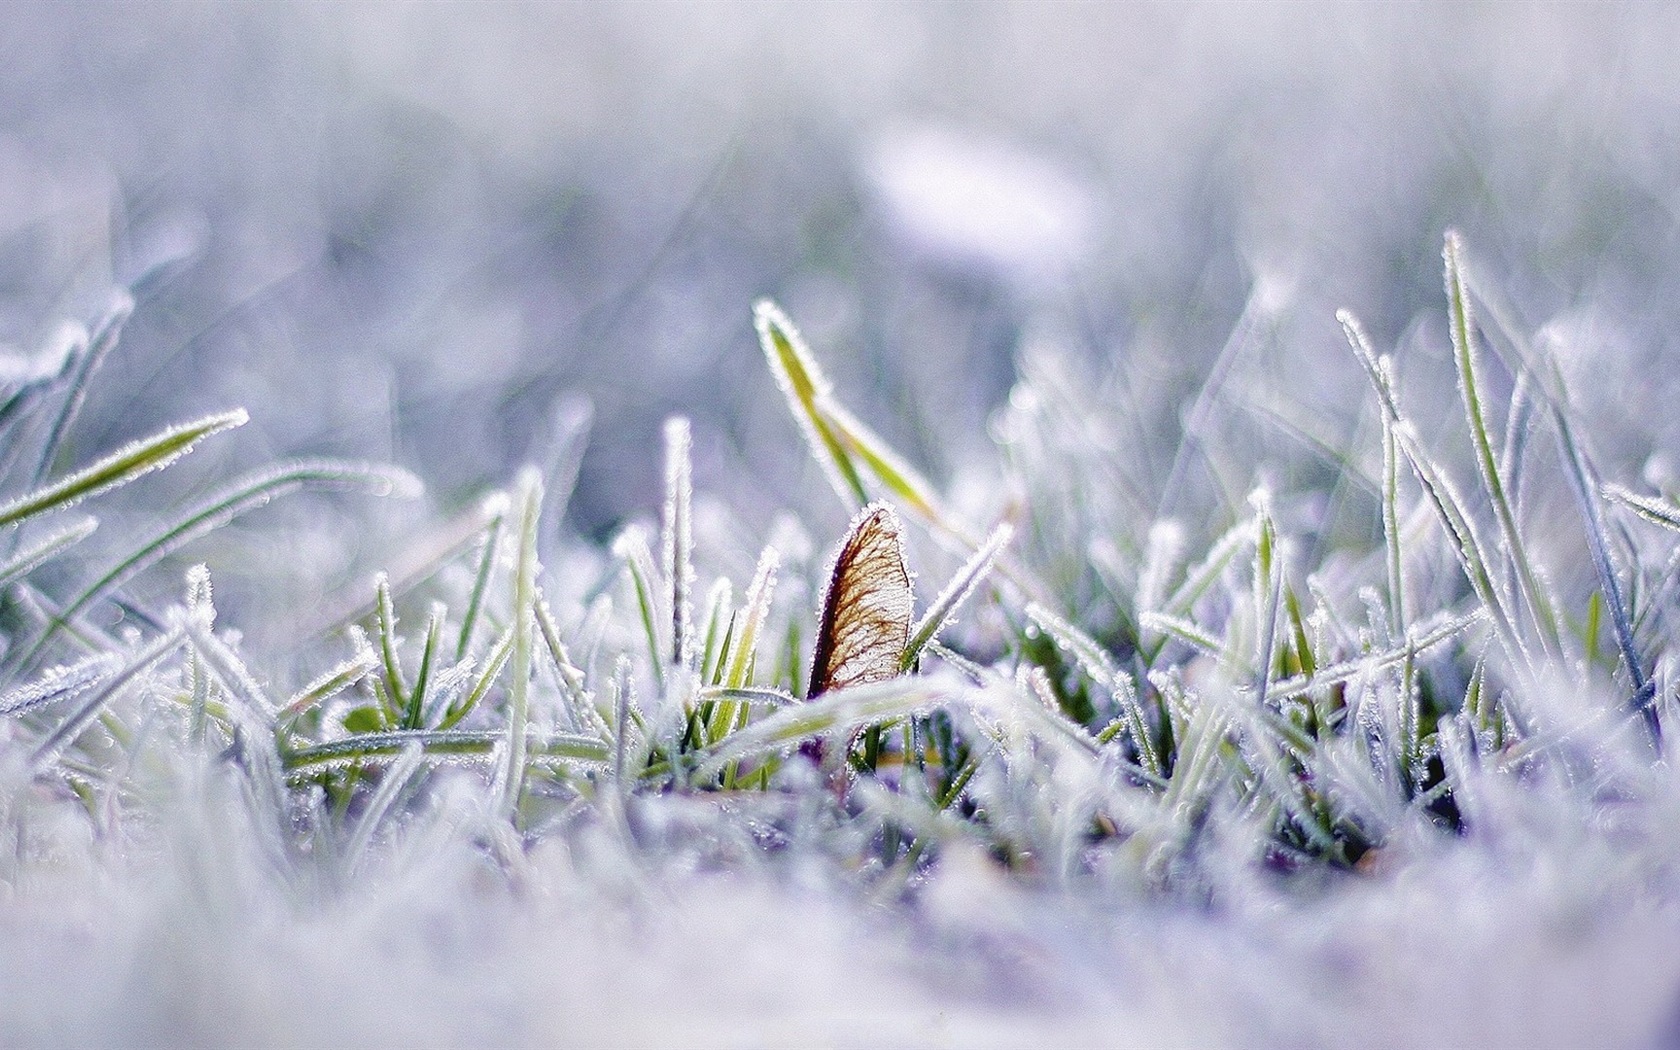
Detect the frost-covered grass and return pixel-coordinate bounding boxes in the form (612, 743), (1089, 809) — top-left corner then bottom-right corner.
(8, 4), (1680, 1047)
(5, 224), (1680, 1046)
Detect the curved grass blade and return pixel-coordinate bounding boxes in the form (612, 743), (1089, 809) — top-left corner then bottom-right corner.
(693, 677), (947, 779)
(0, 516), (97, 591)
(27, 293), (132, 493)
(754, 299), (870, 510)
(0, 652), (121, 717)
(16, 461), (418, 679)
(1026, 601), (1160, 775)
(612, 524), (666, 693)
(342, 741), (426, 878)
(0, 409), (247, 530)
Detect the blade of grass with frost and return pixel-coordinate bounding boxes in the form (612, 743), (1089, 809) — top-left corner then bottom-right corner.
(1026, 602), (1160, 775)
(756, 299), (1051, 607)
(1250, 496), (1283, 705)
(498, 469), (543, 818)
(710, 546), (778, 743)
(1551, 395), (1656, 734)
(0, 653), (120, 717)
(1606, 484), (1680, 542)
(754, 299), (870, 509)
(1233, 701), (1337, 852)
(343, 741), (425, 879)
(1136, 522), (1184, 626)
(698, 577), (733, 686)
(661, 417), (695, 670)
(0, 409), (247, 530)
(693, 678), (947, 779)
(438, 626), (512, 730)
(1342, 315), (1525, 665)
(456, 492), (509, 660)
(1158, 516), (1256, 622)
(26, 294), (131, 494)
(284, 729), (609, 776)
(610, 654), (635, 785)
(1457, 267), (1649, 710)
(1345, 309), (1422, 776)
(612, 524), (666, 692)
(723, 546), (779, 688)
(1157, 676), (1231, 823)
(697, 685), (796, 708)
(1339, 313), (1409, 638)
(373, 573), (407, 722)
(402, 604), (444, 730)
(30, 626), (184, 769)
(0, 516), (97, 591)
(280, 643), (378, 725)
(184, 565), (214, 745)
(16, 462), (419, 679)
(1264, 609), (1480, 704)
(534, 597), (605, 736)
(1020, 667), (1103, 761)
(1445, 232), (1561, 660)
(902, 522), (1012, 673)
(1500, 372), (1537, 517)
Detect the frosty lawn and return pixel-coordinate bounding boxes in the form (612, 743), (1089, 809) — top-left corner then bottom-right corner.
(1, 228), (1679, 1046)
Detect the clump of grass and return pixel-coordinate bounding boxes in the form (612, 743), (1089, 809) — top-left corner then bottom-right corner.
(2, 231), (1677, 918)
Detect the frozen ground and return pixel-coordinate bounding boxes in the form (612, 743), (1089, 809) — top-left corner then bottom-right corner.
(4, 3), (1680, 1046)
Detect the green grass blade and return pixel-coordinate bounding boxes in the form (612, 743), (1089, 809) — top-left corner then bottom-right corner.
(14, 461), (419, 678)
(403, 603), (444, 730)
(753, 299), (870, 510)
(439, 626), (513, 731)
(455, 492), (510, 661)
(283, 729), (608, 774)
(1444, 232), (1561, 660)
(0, 409), (247, 530)
(723, 546), (779, 689)
(1026, 601), (1160, 774)
(612, 524), (666, 693)
(374, 573), (407, 721)
(27, 294), (131, 492)
(280, 645), (378, 725)
(693, 678), (947, 779)
(698, 577), (733, 687)
(903, 522), (1012, 672)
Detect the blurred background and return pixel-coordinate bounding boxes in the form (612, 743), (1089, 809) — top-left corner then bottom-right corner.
(0, 1), (1676, 633)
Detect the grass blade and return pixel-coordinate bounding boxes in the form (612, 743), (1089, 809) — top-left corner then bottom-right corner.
(661, 417), (695, 670)
(903, 522), (1013, 672)
(0, 409), (248, 530)
(498, 468), (544, 818)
